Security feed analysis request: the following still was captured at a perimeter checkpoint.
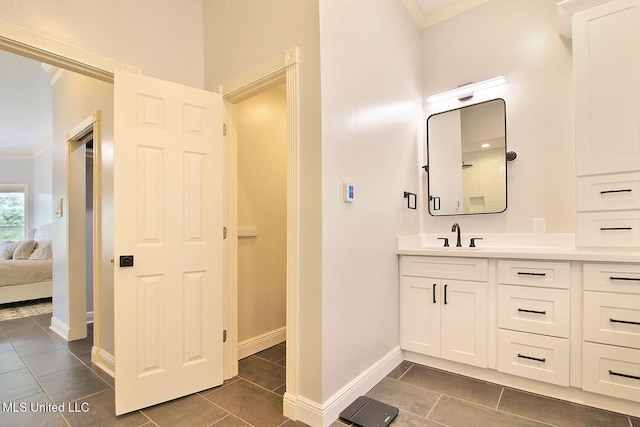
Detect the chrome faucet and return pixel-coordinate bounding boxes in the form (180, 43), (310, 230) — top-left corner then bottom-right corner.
(451, 223), (462, 247)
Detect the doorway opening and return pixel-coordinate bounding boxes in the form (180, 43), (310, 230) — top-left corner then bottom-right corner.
(66, 112), (102, 350)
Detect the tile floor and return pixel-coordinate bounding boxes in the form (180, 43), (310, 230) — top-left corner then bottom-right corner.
(2, 312), (639, 427)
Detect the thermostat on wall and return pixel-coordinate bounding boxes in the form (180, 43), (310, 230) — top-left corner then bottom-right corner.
(343, 182), (355, 202)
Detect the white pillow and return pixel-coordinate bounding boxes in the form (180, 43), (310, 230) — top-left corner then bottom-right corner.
(0, 241), (17, 260)
(29, 240), (53, 260)
(12, 240), (37, 260)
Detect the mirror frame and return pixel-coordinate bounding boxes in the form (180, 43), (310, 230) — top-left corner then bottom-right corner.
(426, 98), (507, 216)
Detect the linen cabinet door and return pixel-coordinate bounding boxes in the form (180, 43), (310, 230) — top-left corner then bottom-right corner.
(440, 279), (488, 368)
(400, 276), (441, 357)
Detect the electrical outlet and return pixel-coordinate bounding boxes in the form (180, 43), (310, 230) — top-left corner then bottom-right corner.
(533, 218), (545, 234)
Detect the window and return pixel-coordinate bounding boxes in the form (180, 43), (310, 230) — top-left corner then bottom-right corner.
(0, 184), (28, 241)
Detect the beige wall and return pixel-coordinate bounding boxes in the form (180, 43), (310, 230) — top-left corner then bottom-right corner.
(52, 70), (115, 351)
(237, 88), (287, 343)
(203, 0), (324, 403)
(422, 0), (573, 234)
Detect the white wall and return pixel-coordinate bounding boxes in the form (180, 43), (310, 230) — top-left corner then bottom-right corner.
(203, 0), (324, 403)
(237, 88), (287, 343)
(0, 0), (206, 88)
(422, 0), (573, 235)
(318, 0), (422, 402)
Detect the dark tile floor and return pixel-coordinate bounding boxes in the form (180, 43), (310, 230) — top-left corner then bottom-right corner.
(0, 312), (297, 426)
(2, 312), (639, 427)
(331, 361), (640, 427)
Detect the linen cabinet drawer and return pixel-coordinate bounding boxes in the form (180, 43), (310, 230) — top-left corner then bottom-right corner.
(497, 260), (570, 289)
(583, 263), (640, 293)
(584, 292), (640, 349)
(577, 172), (640, 212)
(583, 342), (640, 402)
(401, 256), (487, 281)
(498, 285), (570, 338)
(497, 329), (569, 386)
(577, 212), (640, 248)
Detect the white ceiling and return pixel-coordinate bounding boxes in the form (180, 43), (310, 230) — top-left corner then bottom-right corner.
(0, 0), (482, 153)
(0, 49), (53, 152)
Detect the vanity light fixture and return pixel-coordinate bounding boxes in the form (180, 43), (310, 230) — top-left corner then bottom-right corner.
(426, 75), (506, 103)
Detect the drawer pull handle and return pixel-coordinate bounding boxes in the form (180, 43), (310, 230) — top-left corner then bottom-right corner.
(610, 276), (640, 282)
(444, 284), (448, 305)
(518, 353), (546, 363)
(600, 227), (632, 231)
(610, 318), (640, 326)
(433, 283), (437, 304)
(518, 308), (547, 315)
(517, 272), (546, 277)
(609, 370), (640, 381)
(600, 189), (632, 194)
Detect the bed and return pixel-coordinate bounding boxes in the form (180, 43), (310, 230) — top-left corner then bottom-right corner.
(0, 224), (53, 304)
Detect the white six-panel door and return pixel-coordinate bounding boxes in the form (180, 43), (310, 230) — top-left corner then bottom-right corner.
(113, 70), (223, 414)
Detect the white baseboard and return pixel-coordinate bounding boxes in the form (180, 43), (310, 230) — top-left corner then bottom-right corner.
(293, 346), (403, 427)
(49, 316), (69, 340)
(91, 346), (115, 378)
(237, 326), (286, 359)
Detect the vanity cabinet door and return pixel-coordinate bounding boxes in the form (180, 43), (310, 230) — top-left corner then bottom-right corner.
(400, 276), (440, 357)
(574, 0), (640, 176)
(440, 279), (488, 368)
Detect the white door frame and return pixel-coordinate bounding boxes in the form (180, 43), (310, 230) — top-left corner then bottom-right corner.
(65, 112), (101, 344)
(217, 47), (300, 419)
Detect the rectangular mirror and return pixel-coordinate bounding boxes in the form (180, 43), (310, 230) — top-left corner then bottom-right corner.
(426, 98), (507, 216)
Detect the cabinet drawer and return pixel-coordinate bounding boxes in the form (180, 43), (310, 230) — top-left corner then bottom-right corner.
(497, 260), (570, 289)
(583, 263), (640, 293)
(497, 329), (569, 386)
(577, 212), (640, 248)
(577, 172), (640, 212)
(583, 342), (640, 402)
(584, 291), (640, 349)
(401, 256), (487, 281)
(498, 285), (570, 338)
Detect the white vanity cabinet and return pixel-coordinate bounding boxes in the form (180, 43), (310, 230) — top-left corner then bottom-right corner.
(573, 0), (640, 247)
(400, 256), (488, 368)
(582, 263), (640, 402)
(496, 260), (571, 386)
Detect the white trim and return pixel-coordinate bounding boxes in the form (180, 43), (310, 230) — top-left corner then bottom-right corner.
(86, 311), (94, 324)
(49, 316), (70, 340)
(0, 19), (139, 82)
(92, 346), (115, 378)
(557, 0), (613, 38)
(294, 346), (403, 427)
(237, 327), (286, 360)
(219, 47), (301, 420)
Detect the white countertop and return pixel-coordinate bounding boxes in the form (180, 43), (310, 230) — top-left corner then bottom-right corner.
(397, 234), (640, 263)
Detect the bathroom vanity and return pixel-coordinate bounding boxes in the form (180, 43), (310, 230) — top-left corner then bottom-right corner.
(397, 242), (640, 418)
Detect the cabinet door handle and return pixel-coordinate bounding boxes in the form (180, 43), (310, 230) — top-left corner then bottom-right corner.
(444, 284), (448, 305)
(600, 189), (632, 194)
(518, 308), (547, 315)
(517, 272), (546, 277)
(609, 370), (640, 381)
(610, 318), (640, 326)
(432, 283), (437, 304)
(610, 276), (640, 282)
(518, 353), (546, 363)
(600, 227), (633, 231)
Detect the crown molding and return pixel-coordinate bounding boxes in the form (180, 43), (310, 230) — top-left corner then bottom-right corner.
(400, 0), (489, 29)
(0, 139), (52, 159)
(557, 0), (612, 39)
